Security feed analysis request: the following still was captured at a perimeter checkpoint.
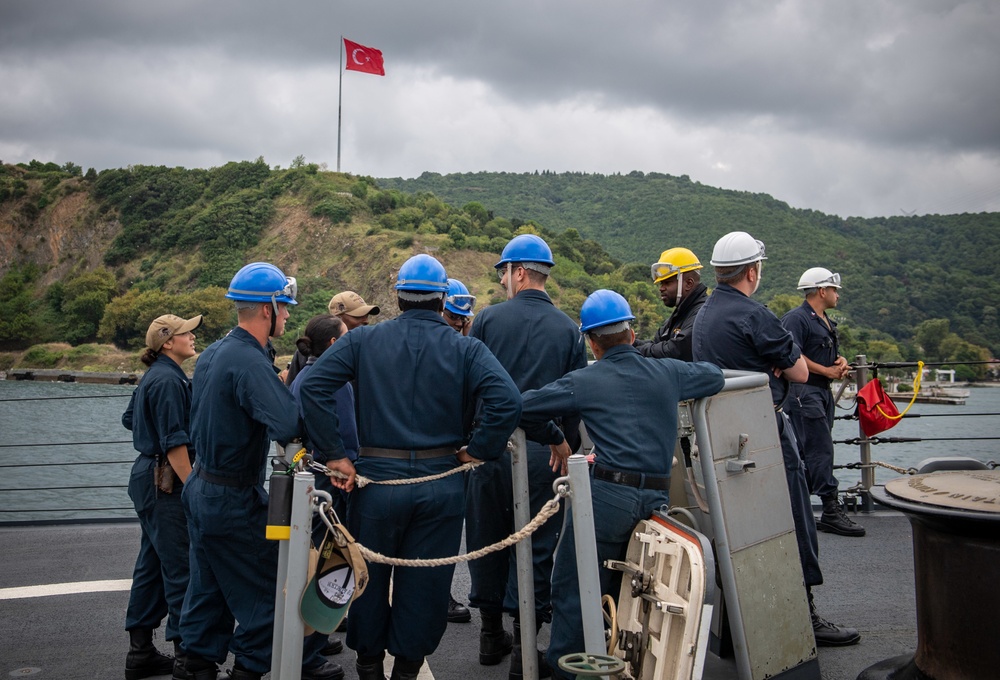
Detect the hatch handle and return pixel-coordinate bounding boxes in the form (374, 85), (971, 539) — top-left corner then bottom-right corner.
(726, 433), (756, 473)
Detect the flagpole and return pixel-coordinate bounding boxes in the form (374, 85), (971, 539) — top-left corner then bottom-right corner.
(337, 35), (343, 173)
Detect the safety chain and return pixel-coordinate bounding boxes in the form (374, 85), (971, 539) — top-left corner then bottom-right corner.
(308, 459), (480, 488)
(836, 459), (998, 474)
(834, 461), (917, 475)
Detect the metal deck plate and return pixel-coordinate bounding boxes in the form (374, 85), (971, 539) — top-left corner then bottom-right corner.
(884, 470), (1000, 514)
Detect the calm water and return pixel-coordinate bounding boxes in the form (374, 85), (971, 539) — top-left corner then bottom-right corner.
(1, 379), (998, 522)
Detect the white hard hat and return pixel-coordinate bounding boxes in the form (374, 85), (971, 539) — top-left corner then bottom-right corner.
(797, 267), (842, 290)
(710, 231), (767, 267)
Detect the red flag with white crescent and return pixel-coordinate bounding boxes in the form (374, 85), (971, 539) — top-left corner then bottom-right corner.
(343, 39), (385, 76)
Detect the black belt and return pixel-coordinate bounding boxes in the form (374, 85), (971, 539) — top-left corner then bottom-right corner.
(195, 465), (258, 488)
(592, 465), (670, 491)
(360, 447), (456, 460)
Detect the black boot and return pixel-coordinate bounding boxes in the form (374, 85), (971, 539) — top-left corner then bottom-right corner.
(321, 635), (344, 656)
(448, 594), (472, 623)
(809, 590), (861, 647)
(480, 611), (514, 665)
(389, 657), (424, 680)
(171, 641), (186, 680)
(302, 659), (344, 680)
(817, 497), (866, 537)
(356, 654), (386, 680)
(125, 629), (174, 680)
(227, 662), (263, 680)
(509, 621), (551, 680)
(183, 654), (219, 680)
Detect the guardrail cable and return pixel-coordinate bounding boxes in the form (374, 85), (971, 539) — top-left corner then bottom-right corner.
(0, 394), (132, 403)
(835, 411), (1000, 421)
(835, 435), (1000, 446)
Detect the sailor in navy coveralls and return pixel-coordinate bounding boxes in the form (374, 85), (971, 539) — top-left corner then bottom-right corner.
(467, 234), (587, 674)
(122, 313), (201, 680)
(519, 290), (724, 679)
(180, 263), (342, 680)
(782, 268), (864, 537)
(299, 254), (521, 680)
(692, 232), (860, 647)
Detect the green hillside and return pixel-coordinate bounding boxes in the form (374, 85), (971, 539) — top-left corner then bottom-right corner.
(0, 161), (994, 379)
(379, 171), (1000, 357)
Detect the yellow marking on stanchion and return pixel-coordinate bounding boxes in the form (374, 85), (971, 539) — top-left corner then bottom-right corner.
(266, 525), (291, 541)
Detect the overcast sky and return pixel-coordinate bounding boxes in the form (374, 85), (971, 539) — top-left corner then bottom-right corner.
(2, 0), (999, 218)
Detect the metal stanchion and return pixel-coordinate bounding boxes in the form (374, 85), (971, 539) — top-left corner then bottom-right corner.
(511, 428), (538, 680)
(854, 354), (875, 512)
(566, 453), (605, 658)
(271, 472), (315, 680)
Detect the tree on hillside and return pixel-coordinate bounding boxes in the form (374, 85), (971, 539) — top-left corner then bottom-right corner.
(99, 287), (233, 350)
(59, 269), (117, 344)
(767, 293), (801, 318)
(914, 318), (951, 361)
(0, 267), (40, 348)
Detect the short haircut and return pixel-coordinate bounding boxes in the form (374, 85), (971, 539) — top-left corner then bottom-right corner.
(714, 263), (752, 285)
(586, 328), (632, 352)
(398, 296), (444, 313)
(235, 301), (264, 319)
(524, 267), (548, 285)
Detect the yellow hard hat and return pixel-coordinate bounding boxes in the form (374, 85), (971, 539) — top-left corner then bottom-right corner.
(651, 247), (703, 284)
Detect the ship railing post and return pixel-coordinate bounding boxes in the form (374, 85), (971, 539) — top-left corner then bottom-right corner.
(272, 523), (289, 675)
(272, 472), (313, 680)
(511, 428), (539, 680)
(854, 354), (875, 512)
(566, 453), (607, 666)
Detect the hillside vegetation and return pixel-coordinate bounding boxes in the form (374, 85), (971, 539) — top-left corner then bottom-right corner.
(0, 160), (994, 379)
(381, 171), (1000, 361)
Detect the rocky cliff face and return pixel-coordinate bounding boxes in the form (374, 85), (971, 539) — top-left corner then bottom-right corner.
(0, 176), (121, 285)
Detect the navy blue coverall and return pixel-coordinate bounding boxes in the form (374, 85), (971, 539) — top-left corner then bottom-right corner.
(692, 284), (823, 587)
(291, 359), (358, 526)
(782, 301), (842, 501)
(467, 288), (587, 622)
(298, 308), (522, 662)
(180, 327), (327, 675)
(520, 344), (724, 677)
(122, 353), (194, 643)
(634, 282), (708, 362)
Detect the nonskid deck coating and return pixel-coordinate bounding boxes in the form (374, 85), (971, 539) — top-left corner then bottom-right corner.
(0, 511), (915, 680)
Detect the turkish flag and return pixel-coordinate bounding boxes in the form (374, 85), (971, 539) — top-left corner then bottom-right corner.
(344, 39), (385, 76)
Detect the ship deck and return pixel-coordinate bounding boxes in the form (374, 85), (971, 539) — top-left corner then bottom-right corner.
(0, 509), (918, 680)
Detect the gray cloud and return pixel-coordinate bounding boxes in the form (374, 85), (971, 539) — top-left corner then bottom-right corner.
(1, 0), (998, 217)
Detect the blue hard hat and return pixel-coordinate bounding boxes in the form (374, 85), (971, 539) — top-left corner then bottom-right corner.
(579, 289), (635, 333)
(226, 262), (298, 305)
(495, 234), (555, 269)
(444, 279), (476, 317)
(395, 254), (449, 292)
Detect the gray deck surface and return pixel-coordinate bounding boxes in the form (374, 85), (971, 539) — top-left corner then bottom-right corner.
(0, 512), (917, 680)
